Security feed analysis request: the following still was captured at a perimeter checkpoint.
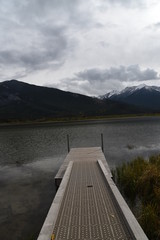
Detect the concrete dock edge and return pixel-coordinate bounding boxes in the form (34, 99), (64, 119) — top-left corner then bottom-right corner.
(37, 161), (73, 240)
(97, 159), (148, 240)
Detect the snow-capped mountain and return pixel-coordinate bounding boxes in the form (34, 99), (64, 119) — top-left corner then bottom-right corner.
(100, 84), (160, 111)
(100, 90), (119, 99)
(0, 80), (144, 122)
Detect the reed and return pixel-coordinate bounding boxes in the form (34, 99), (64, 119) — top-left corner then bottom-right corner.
(114, 154), (160, 240)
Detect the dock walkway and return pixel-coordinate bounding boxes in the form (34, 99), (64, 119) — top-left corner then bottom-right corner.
(55, 147), (112, 188)
(37, 147), (148, 240)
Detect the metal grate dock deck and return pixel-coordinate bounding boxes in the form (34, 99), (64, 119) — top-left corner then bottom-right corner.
(55, 147), (112, 188)
(53, 161), (133, 240)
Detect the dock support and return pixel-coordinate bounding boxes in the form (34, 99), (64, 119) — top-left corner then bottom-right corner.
(67, 134), (70, 153)
(101, 133), (104, 152)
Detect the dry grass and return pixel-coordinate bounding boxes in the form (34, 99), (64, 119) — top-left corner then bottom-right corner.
(114, 155), (160, 240)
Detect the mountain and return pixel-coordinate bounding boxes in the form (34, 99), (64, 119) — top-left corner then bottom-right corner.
(100, 84), (160, 112)
(0, 80), (146, 122)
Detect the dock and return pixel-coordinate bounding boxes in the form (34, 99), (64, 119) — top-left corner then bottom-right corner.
(55, 147), (112, 188)
(37, 147), (148, 240)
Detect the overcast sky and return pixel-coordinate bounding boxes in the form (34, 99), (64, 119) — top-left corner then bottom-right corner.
(1, 0), (160, 96)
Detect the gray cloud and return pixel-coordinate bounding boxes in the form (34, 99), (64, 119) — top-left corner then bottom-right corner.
(50, 64), (159, 96)
(106, 0), (146, 7)
(5, 0), (95, 30)
(76, 65), (159, 82)
(49, 77), (122, 96)
(154, 22), (160, 28)
(146, 22), (160, 30)
(0, 0), (97, 79)
(0, 24), (69, 75)
(1, 0), (160, 95)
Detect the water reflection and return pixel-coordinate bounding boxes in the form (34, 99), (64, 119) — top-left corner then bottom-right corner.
(0, 156), (62, 240)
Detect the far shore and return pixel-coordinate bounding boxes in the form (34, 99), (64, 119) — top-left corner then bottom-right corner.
(0, 113), (160, 128)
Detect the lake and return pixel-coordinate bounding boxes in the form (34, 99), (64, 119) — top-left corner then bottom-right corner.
(0, 116), (160, 240)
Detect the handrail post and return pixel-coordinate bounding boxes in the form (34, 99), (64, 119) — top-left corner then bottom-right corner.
(67, 134), (70, 153)
(101, 133), (104, 152)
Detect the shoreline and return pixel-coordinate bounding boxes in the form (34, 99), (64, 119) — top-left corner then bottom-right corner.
(0, 114), (160, 128)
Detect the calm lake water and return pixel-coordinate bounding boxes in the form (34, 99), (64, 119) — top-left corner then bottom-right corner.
(0, 116), (160, 240)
